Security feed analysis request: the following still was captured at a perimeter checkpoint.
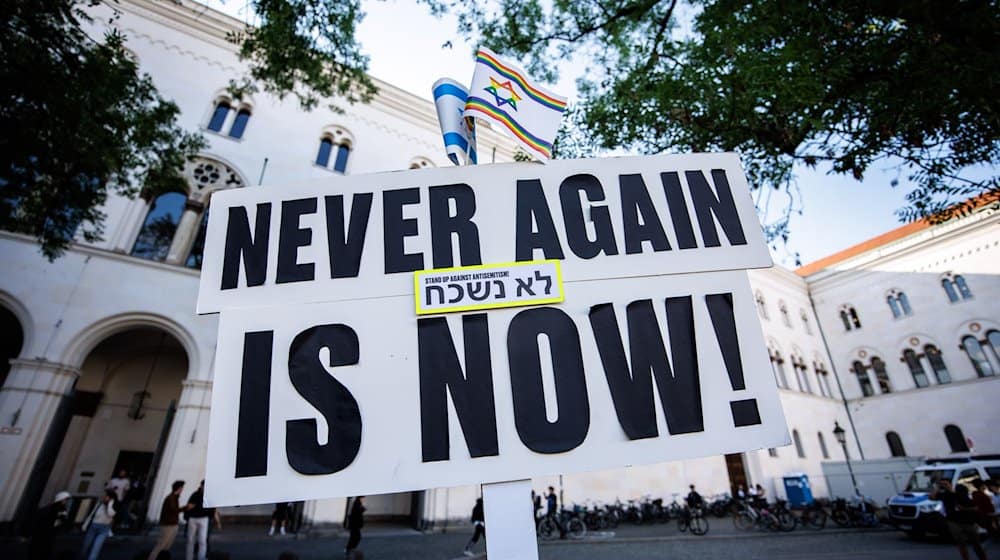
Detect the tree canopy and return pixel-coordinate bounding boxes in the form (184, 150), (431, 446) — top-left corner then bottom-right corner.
(4, 0), (998, 258)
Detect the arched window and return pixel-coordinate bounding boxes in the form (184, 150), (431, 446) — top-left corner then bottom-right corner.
(409, 157), (435, 170)
(792, 430), (806, 458)
(800, 310), (813, 335)
(852, 360), (874, 397)
(942, 274), (973, 302)
(131, 191), (187, 262)
(755, 291), (769, 320)
(902, 349), (929, 388)
(207, 100), (230, 132)
(962, 335), (995, 377)
(229, 108), (252, 139)
(791, 355), (811, 393)
(924, 345), (951, 384)
(205, 97), (252, 138)
(770, 349), (789, 389)
(779, 301), (791, 327)
(315, 137), (334, 167)
(818, 432), (830, 459)
(944, 424), (970, 453)
(814, 362), (832, 398)
(887, 289), (912, 318)
(840, 305), (861, 331)
(886, 432), (907, 457)
(333, 143), (351, 173)
(768, 448), (778, 458)
(871, 356), (892, 393)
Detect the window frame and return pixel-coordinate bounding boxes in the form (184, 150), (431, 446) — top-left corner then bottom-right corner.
(886, 431), (907, 457)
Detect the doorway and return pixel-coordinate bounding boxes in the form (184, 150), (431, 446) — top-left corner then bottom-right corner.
(725, 453), (749, 495)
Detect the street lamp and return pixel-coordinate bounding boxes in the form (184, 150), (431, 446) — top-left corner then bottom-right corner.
(833, 422), (860, 498)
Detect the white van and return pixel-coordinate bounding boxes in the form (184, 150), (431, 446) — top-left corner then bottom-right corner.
(887, 454), (1000, 538)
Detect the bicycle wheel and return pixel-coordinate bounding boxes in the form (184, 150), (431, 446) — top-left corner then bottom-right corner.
(677, 516), (688, 533)
(537, 517), (556, 540)
(733, 512), (754, 531)
(777, 511), (797, 532)
(567, 518), (587, 539)
(831, 509), (850, 527)
(690, 515), (709, 536)
(806, 509), (827, 530)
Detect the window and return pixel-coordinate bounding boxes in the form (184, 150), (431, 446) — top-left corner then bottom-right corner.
(818, 432), (830, 459)
(409, 157), (434, 170)
(333, 143), (351, 173)
(768, 448), (778, 458)
(315, 128), (353, 174)
(770, 350), (789, 389)
(924, 345), (951, 384)
(988, 330), (1000, 365)
(886, 432), (907, 457)
(793, 430), (806, 458)
(800, 310), (813, 335)
(131, 191), (187, 262)
(755, 292), (769, 320)
(205, 97), (252, 138)
(315, 138), (333, 167)
(229, 109), (251, 139)
(872, 357), (892, 393)
(791, 356), (811, 393)
(963, 335), (996, 377)
(207, 101), (230, 132)
(942, 274), (973, 302)
(185, 209), (209, 269)
(852, 360), (874, 397)
(840, 305), (861, 331)
(887, 289), (912, 318)
(814, 362), (833, 398)
(779, 301), (791, 328)
(902, 349), (930, 388)
(944, 424), (970, 452)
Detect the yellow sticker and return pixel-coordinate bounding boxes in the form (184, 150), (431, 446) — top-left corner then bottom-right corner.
(414, 260), (564, 315)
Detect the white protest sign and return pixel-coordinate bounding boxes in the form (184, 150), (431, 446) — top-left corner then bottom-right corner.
(196, 152), (771, 314)
(204, 270), (788, 507)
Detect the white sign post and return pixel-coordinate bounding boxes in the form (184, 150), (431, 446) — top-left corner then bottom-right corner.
(195, 153), (788, 558)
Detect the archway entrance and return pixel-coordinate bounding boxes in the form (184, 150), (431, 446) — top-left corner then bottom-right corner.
(0, 305), (24, 388)
(40, 327), (187, 531)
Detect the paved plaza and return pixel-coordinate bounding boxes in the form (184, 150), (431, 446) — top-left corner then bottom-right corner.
(3, 522), (996, 560)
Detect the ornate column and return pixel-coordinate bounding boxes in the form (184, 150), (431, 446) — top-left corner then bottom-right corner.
(0, 359), (79, 522)
(165, 200), (204, 265)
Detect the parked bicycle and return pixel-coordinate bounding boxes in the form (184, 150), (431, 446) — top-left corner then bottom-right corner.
(676, 506), (710, 535)
(830, 497), (879, 528)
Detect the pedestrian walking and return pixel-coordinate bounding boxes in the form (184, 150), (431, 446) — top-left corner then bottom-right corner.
(345, 496), (365, 559)
(185, 480), (220, 560)
(105, 469), (130, 530)
(78, 490), (117, 560)
(147, 480), (185, 560)
(269, 502), (290, 536)
(463, 497), (485, 557)
(933, 480), (987, 560)
(30, 491), (71, 560)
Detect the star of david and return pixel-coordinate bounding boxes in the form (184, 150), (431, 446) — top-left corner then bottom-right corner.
(484, 76), (522, 110)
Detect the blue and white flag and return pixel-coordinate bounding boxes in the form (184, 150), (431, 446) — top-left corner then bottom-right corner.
(464, 47), (568, 162)
(432, 78), (477, 166)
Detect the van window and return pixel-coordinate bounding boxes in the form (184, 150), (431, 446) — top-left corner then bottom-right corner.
(905, 469), (956, 492)
(958, 468), (980, 487)
(985, 467), (1000, 480)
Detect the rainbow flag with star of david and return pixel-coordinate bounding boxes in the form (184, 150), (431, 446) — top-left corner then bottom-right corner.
(464, 47), (568, 162)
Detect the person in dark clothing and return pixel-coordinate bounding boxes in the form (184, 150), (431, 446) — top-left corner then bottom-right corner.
(29, 491), (71, 560)
(933, 480), (987, 560)
(147, 480), (185, 560)
(269, 502), (290, 536)
(972, 480), (996, 537)
(532, 491), (542, 520)
(345, 496), (365, 559)
(686, 485), (704, 509)
(185, 480), (221, 560)
(545, 486), (566, 539)
(463, 498), (485, 556)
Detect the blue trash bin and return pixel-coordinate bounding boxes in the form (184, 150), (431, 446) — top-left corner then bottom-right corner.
(783, 473), (814, 506)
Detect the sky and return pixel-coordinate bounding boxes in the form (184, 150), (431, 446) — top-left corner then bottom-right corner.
(206, 0), (940, 268)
